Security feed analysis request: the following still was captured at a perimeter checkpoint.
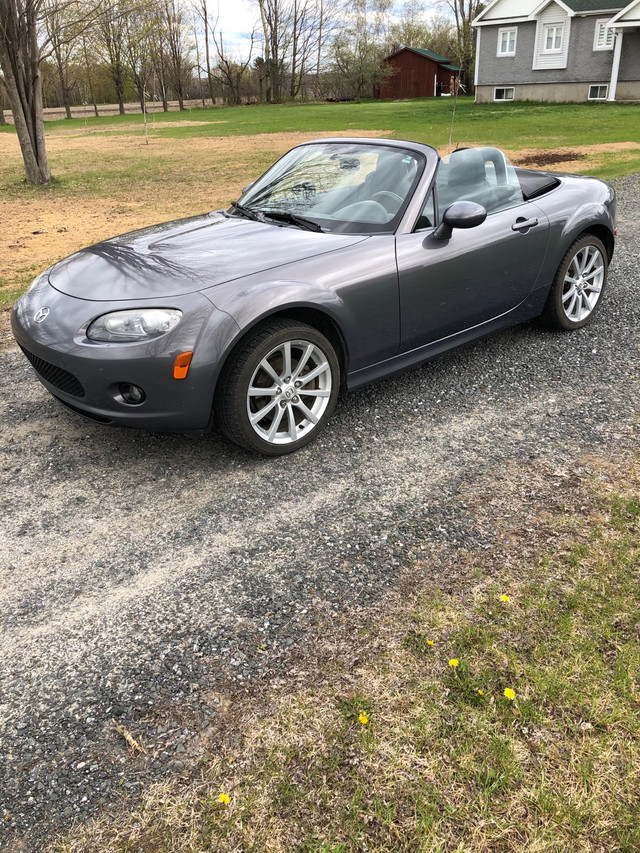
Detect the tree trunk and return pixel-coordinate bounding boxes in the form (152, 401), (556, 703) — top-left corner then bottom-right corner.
(257, 0), (272, 102)
(202, 3), (215, 106)
(81, 38), (100, 117)
(113, 65), (126, 114)
(0, 3), (51, 184)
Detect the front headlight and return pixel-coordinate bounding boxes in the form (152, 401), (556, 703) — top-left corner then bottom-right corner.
(87, 309), (183, 342)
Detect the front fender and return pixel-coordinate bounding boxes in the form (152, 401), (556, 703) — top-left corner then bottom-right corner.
(199, 233), (400, 384)
(199, 280), (348, 391)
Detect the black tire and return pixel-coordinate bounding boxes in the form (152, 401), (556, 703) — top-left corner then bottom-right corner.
(539, 234), (608, 330)
(217, 319), (340, 455)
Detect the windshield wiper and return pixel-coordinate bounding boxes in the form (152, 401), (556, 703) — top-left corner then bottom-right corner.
(229, 201), (266, 223)
(263, 210), (323, 233)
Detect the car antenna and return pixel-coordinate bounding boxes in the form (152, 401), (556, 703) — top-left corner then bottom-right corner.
(447, 68), (462, 151)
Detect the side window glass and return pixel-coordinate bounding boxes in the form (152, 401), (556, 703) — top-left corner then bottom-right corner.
(415, 189), (436, 231)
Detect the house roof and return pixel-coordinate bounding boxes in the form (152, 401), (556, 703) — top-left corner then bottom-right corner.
(474, 0), (623, 25)
(610, 0), (640, 24)
(383, 46), (459, 70)
(562, 0), (622, 11)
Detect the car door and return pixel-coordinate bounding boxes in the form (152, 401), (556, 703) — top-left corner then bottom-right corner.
(395, 149), (550, 352)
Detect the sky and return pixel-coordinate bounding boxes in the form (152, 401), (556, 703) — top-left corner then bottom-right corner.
(213, 0), (262, 57)
(211, 0), (448, 59)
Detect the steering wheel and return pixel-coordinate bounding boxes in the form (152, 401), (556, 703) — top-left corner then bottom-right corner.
(371, 191), (403, 214)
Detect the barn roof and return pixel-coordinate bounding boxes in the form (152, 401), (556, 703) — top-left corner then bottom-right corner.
(383, 46), (461, 72)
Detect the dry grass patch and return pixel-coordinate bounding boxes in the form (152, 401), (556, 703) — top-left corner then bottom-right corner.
(51, 454), (640, 853)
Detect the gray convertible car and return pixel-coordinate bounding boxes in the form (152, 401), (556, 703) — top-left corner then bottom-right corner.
(12, 138), (616, 455)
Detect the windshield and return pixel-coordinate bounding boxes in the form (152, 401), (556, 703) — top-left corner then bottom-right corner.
(237, 142), (424, 234)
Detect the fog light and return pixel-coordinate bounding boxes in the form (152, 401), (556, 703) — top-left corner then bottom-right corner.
(120, 383), (146, 405)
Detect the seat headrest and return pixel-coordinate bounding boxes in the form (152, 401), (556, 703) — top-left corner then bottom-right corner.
(448, 149), (487, 188)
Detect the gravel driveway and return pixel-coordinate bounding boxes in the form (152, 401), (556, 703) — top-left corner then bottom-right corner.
(1, 175), (639, 851)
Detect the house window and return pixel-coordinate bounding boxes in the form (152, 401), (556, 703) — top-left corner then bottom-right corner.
(588, 84), (608, 100)
(543, 23), (564, 52)
(593, 19), (614, 50)
(494, 87), (515, 101)
(497, 28), (517, 56)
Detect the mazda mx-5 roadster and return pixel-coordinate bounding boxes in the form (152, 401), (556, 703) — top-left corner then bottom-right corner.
(12, 138), (616, 455)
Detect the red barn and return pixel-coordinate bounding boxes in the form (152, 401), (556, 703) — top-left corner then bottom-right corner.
(380, 47), (460, 99)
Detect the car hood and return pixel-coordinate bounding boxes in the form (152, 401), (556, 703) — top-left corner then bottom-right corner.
(48, 212), (368, 301)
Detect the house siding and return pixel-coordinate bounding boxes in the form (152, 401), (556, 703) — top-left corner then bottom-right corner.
(476, 12), (640, 101)
(476, 79), (640, 100)
(532, 3), (571, 70)
(477, 16), (620, 85)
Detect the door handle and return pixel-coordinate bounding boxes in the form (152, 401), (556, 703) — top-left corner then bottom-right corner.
(511, 217), (539, 232)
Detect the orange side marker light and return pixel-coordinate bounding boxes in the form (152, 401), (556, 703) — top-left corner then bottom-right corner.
(173, 351), (193, 380)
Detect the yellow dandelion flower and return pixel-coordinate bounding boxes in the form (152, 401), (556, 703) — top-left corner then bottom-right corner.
(448, 658), (459, 667)
(478, 689), (484, 695)
(359, 711), (369, 725)
(501, 594), (510, 602)
(219, 793), (230, 805)
(427, 640), (434, 646)
(504, 688), (516, 701)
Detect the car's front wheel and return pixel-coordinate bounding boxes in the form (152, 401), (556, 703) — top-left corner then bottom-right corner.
(540, 234), (608, 330)
(218, 319), (340, 455)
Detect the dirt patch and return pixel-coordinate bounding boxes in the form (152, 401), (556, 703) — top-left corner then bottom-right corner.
(516, 150), (586, 167)
(506, 141), (640, 173)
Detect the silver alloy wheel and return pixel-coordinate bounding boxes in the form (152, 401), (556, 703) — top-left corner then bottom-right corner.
(246, 338), (333, 446)
(561, 244), (605, 323)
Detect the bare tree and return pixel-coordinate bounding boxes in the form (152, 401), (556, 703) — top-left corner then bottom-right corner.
(161, 0), (193, 110)
(43, 0), (84, 119)
(387, 4), (455, 56)
(192, 0), (216, 105)
(441, 0), (483, 92)
(289, 0), (323, 98)
(0, 0), (93, 183)
(124, 5), (156, 111)
(325, 0), (392, 100)
(253, 0), (293, 101)
(80, 31), (100, 116)
(213, 29), (255, 105)
(146, 1), (170, 110)
(97, 0), (131, 115)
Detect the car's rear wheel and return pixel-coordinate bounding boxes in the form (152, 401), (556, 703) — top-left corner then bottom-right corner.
(218, 319), (340, 455)
(540, 234), (608, 330)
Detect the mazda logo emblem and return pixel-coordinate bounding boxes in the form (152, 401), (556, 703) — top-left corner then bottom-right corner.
(34, 307), (50, 324)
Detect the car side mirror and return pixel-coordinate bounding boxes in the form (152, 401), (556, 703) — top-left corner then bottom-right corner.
(434, 201), (487, 240)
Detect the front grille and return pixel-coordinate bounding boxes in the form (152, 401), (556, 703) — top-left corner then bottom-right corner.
(19, 346), (86, 399)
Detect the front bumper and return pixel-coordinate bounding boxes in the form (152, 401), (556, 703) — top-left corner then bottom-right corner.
(11, 279), (237, 432)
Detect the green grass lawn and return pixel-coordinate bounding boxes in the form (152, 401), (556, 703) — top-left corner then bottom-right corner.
(2, 98), (640, 178)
